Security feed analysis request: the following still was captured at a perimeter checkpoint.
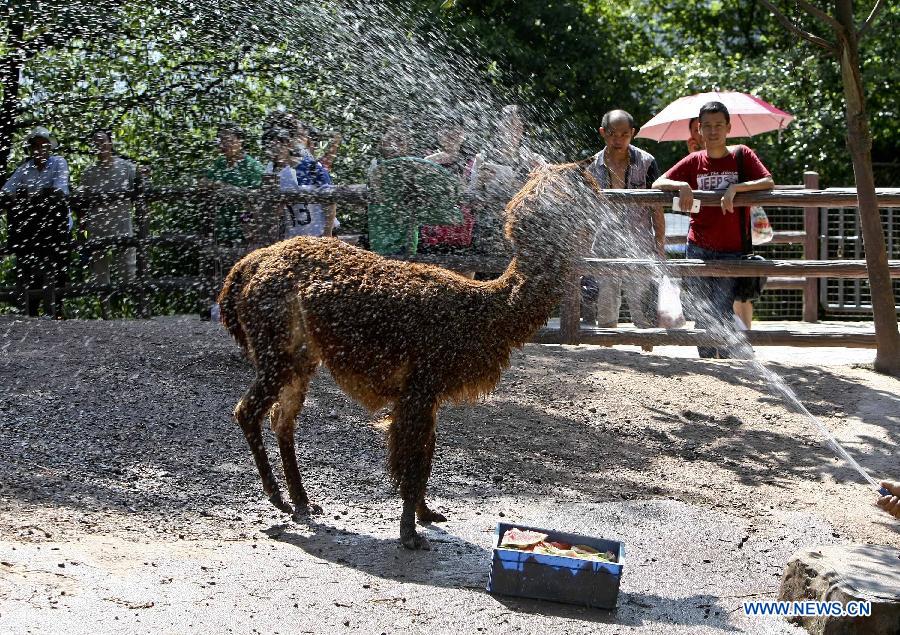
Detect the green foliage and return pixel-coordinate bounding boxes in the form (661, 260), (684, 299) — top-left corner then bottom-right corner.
(6, 1), (896, 186)
(632, 2), (900, 186)
(424, 0), (899, 184)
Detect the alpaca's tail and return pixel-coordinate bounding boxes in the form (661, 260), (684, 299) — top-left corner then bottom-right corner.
(218, 260), (249, 354)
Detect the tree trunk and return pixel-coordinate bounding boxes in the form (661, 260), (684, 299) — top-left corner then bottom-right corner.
(0, 19), (25, 180)
(835, 2), (900, 375)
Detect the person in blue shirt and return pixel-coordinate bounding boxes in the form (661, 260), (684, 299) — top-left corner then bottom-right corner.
(2, 127), (70, 196)
(1, 126), (71, 317)
(282, 123), (336, 238)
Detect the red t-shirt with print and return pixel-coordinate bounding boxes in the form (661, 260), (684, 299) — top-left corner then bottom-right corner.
(664, 145), (771, 253)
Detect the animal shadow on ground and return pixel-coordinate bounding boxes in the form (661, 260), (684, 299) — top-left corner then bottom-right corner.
(264, 521), (488, 589)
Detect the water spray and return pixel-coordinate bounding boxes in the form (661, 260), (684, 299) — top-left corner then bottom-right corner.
(727, 318), (890, 497)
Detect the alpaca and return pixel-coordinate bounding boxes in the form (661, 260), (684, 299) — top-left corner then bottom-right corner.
(218, 162), (603, 549)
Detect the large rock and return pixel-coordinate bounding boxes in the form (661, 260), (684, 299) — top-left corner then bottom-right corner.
(778, 544), (900, 635)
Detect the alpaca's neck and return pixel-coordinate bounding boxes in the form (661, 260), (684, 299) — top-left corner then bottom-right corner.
(492, 253), (573, 345)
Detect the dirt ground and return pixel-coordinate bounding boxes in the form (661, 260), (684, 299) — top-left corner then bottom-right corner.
(0, 315), (897, 634)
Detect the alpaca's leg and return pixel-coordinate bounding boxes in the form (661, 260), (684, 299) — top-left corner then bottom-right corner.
(388, 393), (439, 550)
(415, 429), (446, 523)
(270, 359), (322, 519)
(234, 361), (294, 514)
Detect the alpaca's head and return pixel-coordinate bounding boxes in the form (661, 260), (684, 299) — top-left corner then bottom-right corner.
(504, 162), (606, 268)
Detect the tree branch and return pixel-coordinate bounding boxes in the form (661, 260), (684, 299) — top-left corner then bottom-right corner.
(796, 0), (844, 32)
(20, 29), (64, 61)
(756, 0), (838, 53)
(858, 0), (886, 37)
(53, 56), (284, 123)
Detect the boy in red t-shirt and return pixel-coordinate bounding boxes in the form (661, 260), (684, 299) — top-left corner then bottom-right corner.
(652, 101), (774, 358)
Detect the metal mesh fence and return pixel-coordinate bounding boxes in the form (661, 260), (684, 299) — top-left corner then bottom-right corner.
(821, 206), (900, 318)
(751, 206), (805, 321)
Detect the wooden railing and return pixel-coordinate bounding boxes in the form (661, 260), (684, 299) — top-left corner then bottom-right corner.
(1, 183), (898, 348)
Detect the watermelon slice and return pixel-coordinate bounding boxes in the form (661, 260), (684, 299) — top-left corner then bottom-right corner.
(572, 544), (599, 556)
(500, 528), (548, 549)
(499, 529), (619, 563)
(548, 541), (572, 550)
(533, 542), (578, 558)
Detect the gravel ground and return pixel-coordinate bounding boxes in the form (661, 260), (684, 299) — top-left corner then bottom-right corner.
(0, 315), (897, 634)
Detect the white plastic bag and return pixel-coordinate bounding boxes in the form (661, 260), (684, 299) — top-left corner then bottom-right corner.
(656, 276), (686, 329)
(750, 206), (774, 245)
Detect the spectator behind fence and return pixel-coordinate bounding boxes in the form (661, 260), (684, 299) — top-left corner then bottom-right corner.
(293, 120), (339, 237)
(367, 119), (414, 256)
(583, 109), (664, 342)
(281, 127), (340, 238)
(301, 121), (343, 172)
(686, 117), (704, 154)
(684, 116), (755, 332)
(468, 105), (545, 255)
(420, 118), (475, 258)
(263, 111), (343, 172)
(264, 127), (336, 240)
(256, 127), (291, 244)
(200, 122), (264, 244)
(653, 101), (774, 358)
(79, 130), (141, 316)
(1, 126), (71, 317)
(369, 117), (410, 171)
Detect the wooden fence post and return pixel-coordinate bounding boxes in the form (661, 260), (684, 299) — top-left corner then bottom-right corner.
(198, 191), (218, 317)
(134, 178), (151, 318)
(560, 270), (581, 345)
(803, 171), (820, 322)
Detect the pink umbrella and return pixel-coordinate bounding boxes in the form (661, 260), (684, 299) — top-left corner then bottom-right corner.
(635, 91), (794, 141)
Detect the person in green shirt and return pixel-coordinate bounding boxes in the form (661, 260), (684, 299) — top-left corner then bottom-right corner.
(201, 123), (264, 243)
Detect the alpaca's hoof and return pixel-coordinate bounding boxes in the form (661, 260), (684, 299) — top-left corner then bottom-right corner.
(401, 531), (431, 551)
(291, 502), (324, 521)
(268, 492), (293, 514)
(416, 508), (447, 524)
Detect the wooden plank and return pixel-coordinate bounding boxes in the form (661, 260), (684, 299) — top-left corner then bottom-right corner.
(803, 172), (821, 322)
(668, 230), (807, 245)
(80, 234), (204, 250)
(582, 258), (900, 278)
(134, 178), (151, 318)
(0, 278), (208, 300)
(770, 230), (807, 244)
(5, 185), (900, 209)
(533, 327), (877, 348)
(765, 277), (808, 290)
(599, 188), (900, 208)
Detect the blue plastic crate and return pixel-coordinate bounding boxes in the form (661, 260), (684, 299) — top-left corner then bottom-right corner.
(487, 521), (625, 609)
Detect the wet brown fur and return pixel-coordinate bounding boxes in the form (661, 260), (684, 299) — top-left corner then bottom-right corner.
(218, 161), (602, 548)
